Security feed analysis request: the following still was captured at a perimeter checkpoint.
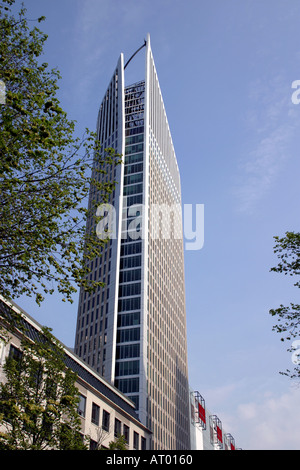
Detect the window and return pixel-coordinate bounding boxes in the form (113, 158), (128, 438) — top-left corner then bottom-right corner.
(123, 424), (130, 444)
(125, 134), (144, 145)
(125, 143), (144, 156)
(128, 395), (139, 410)
(8, 344), (22, 365)
(114, 418), (122, 437)
(115, 360), (139, 376)
(123, 183), (143, 196)
(117, 312), (140, 327)
(120, 241), (142, 256)
(133, 431), (139, 450)
(91, 402), (100, 425)
(125, 194), (143, 206)
(119, 268), (141, 283)
(77, 394), (86, 417)
(125, 152), (144, 164)
(120, 255), (141, 270)
(114, 377), (139, 394)
(116, 343), (140, 359)
(117, 328), (140, 343)
(102, 409), (110, 431)
(141, 436), (147, 450)
(119, 283), (141, 298)
(89, 439), (98, 450)
(124, 162), (143, 175)
(118, 297), (141, 312)
(125, 126), (144, 137)
(0, 338), (5, 365)
(124, 173), (143, 186)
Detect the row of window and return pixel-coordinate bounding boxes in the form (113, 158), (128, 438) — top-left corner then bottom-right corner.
(119, 282), (141, 298)
(115, 359), (139, 376)
(124, 162), (143, 175)
(119, 268), (141, 283)
(125, 125), (144, 137)
(125, 143), (144, 156)
(120, 255), (141, 270)
(123, 194), (143, 207)
(116, 343), (140, 359)
(125, 152), (144, 165)
(120, 241), (142, 257)
(124, 172), (143, 186)
(117, 327), (140, 343)
(118, 297), (141, 312)
(117, 311), (140, 327)
(114, 377), (139, 394)
(123, 183), (143, 196)
(125, 134), (144, 145)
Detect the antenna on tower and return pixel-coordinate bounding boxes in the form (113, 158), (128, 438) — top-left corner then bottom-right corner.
(124, 39), (147, 70)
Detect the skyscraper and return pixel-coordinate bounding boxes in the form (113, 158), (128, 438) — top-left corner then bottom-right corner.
(74, 35), (190, 450)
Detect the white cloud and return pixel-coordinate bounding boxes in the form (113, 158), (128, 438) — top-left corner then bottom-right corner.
(234, 75), (299, 214)
(226, 386), (300, 450)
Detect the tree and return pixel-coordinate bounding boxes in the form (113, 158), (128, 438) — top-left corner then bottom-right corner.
(269, 231), (300, 379)
(108, 435), (128, 450)
(0, 0), (121, 305)
(0, 320), (86, 450)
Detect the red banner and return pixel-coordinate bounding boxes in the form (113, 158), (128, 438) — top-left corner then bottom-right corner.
(198, 403), (206, 424)
(217, 426), (223, 442)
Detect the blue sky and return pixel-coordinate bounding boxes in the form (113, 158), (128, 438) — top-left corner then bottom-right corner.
(13, 0), (300, 449)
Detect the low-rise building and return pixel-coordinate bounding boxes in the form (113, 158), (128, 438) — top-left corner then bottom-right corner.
(189, 388), (240, 450)
(0, 297), (151, 450)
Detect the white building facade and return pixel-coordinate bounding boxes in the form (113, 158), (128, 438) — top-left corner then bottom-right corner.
(189, 388), (240, 450)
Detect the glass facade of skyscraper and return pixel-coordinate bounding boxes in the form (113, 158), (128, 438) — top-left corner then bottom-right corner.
(74, 36), (190, 450)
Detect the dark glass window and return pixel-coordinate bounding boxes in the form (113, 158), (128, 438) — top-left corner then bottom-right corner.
(123, 424), (130, 444)
(125, 134), (144, 145)
(120, 241), (142, 256)
(117, 311), (140, 327)
(90, 439), (98, 450)
(125, 194), (143, 206)
(102, 409), (110, 431)
(123, 184), (143, 196)
(118, 297), (141, 312)
(116, 343), (140, 359)
(77, 394), (86, 417)
(125, 152), (144, 164)
(133, 431), (139, 450)
(120, 255), (141, 270)
(117, 327), (140, 343)
(114, 418), (122, 437)
(114, 377), (139, 393)
(91, 402), (100, 425)
(124, 173), (143, 186)
(119, 283), (141, 297)
(124, 162), (143, 175)
(129, 395), (139, 410)
(115, 360), (139, 376)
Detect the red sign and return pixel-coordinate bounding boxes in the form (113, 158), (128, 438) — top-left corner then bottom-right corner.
(198, 403), (206, 424)
(217, 426), (223, 443)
